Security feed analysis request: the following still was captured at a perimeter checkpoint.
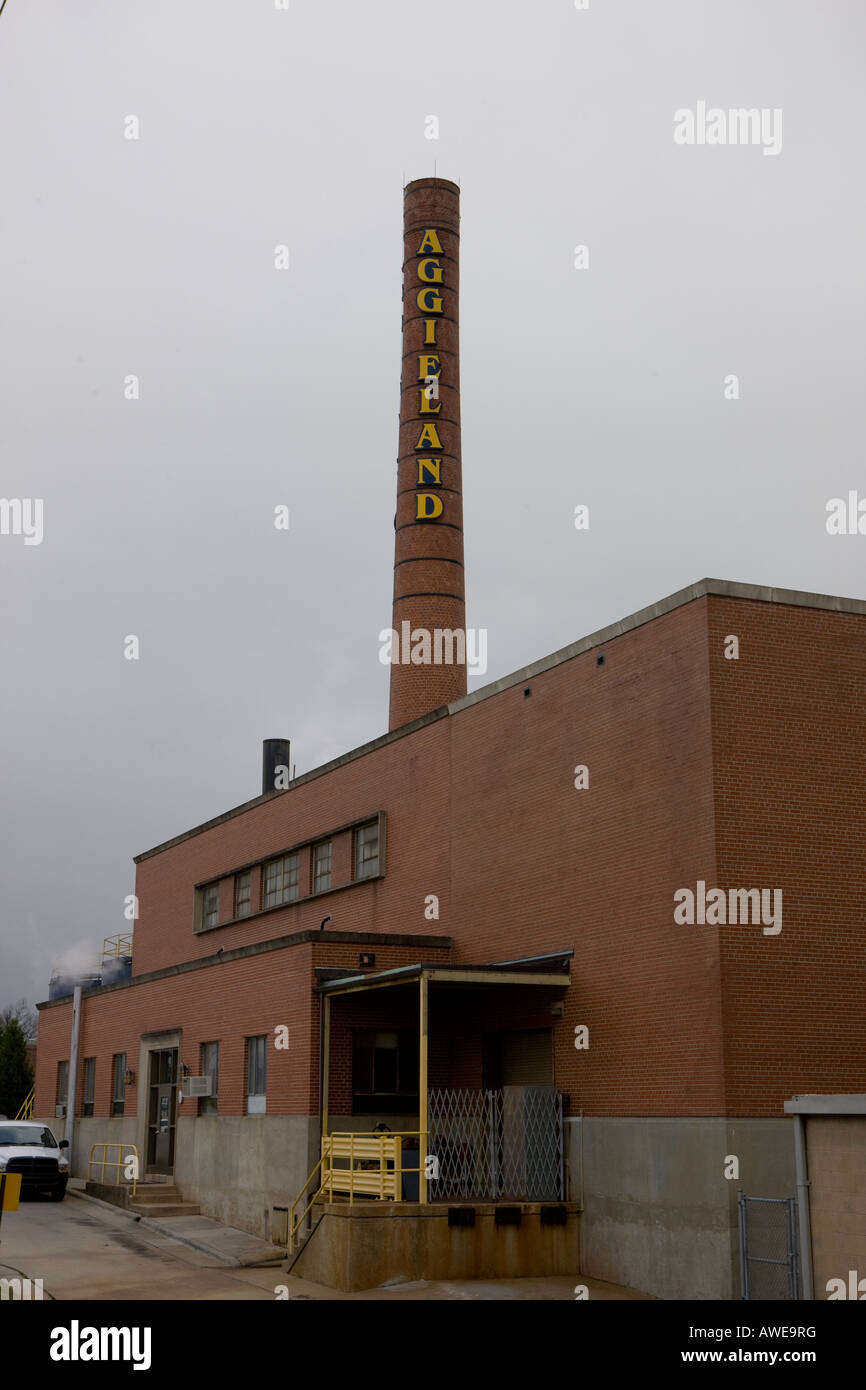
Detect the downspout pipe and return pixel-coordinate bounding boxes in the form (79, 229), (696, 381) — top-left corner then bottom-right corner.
(66, 985), (82, 1172)
(793, 1114), (814, 1300)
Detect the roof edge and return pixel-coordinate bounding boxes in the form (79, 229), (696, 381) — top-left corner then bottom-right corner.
(134, 577), (866, 862)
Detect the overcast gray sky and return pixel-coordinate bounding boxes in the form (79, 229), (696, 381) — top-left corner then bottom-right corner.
(1, 0), (864, 1009)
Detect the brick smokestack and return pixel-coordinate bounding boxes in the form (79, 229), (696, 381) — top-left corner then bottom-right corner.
(389, 178), (467, 730)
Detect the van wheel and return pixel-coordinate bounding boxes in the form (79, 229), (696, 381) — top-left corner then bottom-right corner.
(50, 1187), (66, 1201)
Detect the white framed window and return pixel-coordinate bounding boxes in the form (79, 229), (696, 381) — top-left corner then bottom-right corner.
(201, 882), (219, 930)
(200, 1041), (219, 1116)
(263, 853), (299, 909)
(83, 1056), (95, 1116)
(313, 841), (332, 893)
(246, 1035), (266, 1114)
(354, 821), (379, 880)
(234, 870), (252, 919)
(111, 1052), (126, 1116)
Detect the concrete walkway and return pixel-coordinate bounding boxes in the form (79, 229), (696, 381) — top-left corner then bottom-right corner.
(1, 1185), (651, 1301)
(67, 1180), (285, 1267)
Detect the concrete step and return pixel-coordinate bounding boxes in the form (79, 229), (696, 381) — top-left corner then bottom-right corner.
(130, 1200), (201, 1218)
(132, 1186), (184, 1202)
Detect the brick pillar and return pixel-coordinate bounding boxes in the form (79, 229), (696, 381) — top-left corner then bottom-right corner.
(389, 178), (467, 731)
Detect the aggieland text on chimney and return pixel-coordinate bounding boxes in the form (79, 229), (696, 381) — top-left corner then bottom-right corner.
(414, 227), (445, 522)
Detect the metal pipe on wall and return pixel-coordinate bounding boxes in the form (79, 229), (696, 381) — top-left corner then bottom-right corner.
(65, 985), (82, 1168)
(793, 1114), (814, 1299)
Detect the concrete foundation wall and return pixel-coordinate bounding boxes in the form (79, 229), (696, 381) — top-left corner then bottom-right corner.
(34, 1114), (139, 1185)
(568, 1117), (796, 1300)
(806, 1115), (866, 1295)
(293, 1202), (580, 1292)
(173, 1115), (318, 1238)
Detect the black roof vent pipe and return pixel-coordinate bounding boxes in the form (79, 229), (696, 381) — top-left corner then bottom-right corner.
(262, 738), (291, 794)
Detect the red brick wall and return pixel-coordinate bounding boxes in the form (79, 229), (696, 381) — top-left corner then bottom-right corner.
(116, 597), (725, 1118)
(37, 593), (866, 1127)
(708, 597), (866, 1114)
(448, 597), (724, 1116)
(35, 939), (452, 1120)
(35, 942), (317, 1121)
(132, 727), (452, 977)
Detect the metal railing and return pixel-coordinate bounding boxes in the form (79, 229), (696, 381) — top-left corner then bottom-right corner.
(324, 1131), (407, 1202)
(289, 1148), (330, 1252)
(101, 933), (133, 962)
(14, 1087), (34, 1121)
(88, 1143), (139, 1198)
(288, 1131), (427, 1252)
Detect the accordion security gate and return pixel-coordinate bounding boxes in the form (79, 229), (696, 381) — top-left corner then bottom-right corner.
(428, 1086), (565, 1201)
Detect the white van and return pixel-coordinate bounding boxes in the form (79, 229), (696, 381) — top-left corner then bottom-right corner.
(0, 1120), (69, 1200)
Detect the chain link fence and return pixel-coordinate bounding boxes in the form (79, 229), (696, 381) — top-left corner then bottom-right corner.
(738, 1191), (799, 1299)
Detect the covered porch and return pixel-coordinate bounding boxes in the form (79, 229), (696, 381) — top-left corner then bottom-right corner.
(292, 951), (572, 1246)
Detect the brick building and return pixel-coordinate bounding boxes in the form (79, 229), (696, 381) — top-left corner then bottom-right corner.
(33, 180), (866, 1299)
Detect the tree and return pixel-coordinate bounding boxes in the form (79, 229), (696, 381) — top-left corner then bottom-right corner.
(0, 1019), (35, 1118)
(0, 997), (37, 1043)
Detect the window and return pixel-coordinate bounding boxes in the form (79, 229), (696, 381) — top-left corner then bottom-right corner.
(234, 870), (252, 919)
(200, 1041), (219, 1116)
(313, 841), (332, 893)
(56, 1060), (69, 1108)
(83, 1057), (95, 1117)
(201, 883), (219, 930)
(111, 1052), (126, 1116)
(263, 852), (299, 909)
(246, 1036), (266, 1114)
(354, 820), (379, 880)
(352, 1029), (418, 1115)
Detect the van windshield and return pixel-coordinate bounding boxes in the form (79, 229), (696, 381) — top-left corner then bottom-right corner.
(0, 1125), (58, 1147)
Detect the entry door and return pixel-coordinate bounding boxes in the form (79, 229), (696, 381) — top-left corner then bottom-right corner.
(146, 1048), (178, 1174)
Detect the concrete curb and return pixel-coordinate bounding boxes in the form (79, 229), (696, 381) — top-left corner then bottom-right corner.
(66, 1184), (285, 1269)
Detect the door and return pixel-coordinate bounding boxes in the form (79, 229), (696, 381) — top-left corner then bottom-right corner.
(146, 1048), (178, 1174)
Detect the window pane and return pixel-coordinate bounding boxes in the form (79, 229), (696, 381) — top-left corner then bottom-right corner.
(247, 1036), (266, 1095)
(202, 883), (219, 928)
(235, 871), (251, 918)
(264, 860), (280, 907)
(264, 854), (299, 907)
(313, 841), (332, 892)
(112, 1053), (126, 1115)
(355, 822), (379, 880)
(375, 1048), (398, 1093)
(284, 854), (299, 902)
(353, 1045), (374, 1093)
(201, 1041), (218, 1115)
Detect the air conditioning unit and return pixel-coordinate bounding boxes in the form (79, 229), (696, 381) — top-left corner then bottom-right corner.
(55, 1104), (66, 1119)
(181, 1076), (212, 1098)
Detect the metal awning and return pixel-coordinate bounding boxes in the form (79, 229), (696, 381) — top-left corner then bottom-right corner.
(315, 952), (572, 998)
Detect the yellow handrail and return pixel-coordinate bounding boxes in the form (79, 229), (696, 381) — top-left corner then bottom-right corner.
(14, 1087), (35, 1120)
(88, 1143), (139, 1197)
(288, 1131), (428, 1251)
(288, 1138), (332, 1252)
